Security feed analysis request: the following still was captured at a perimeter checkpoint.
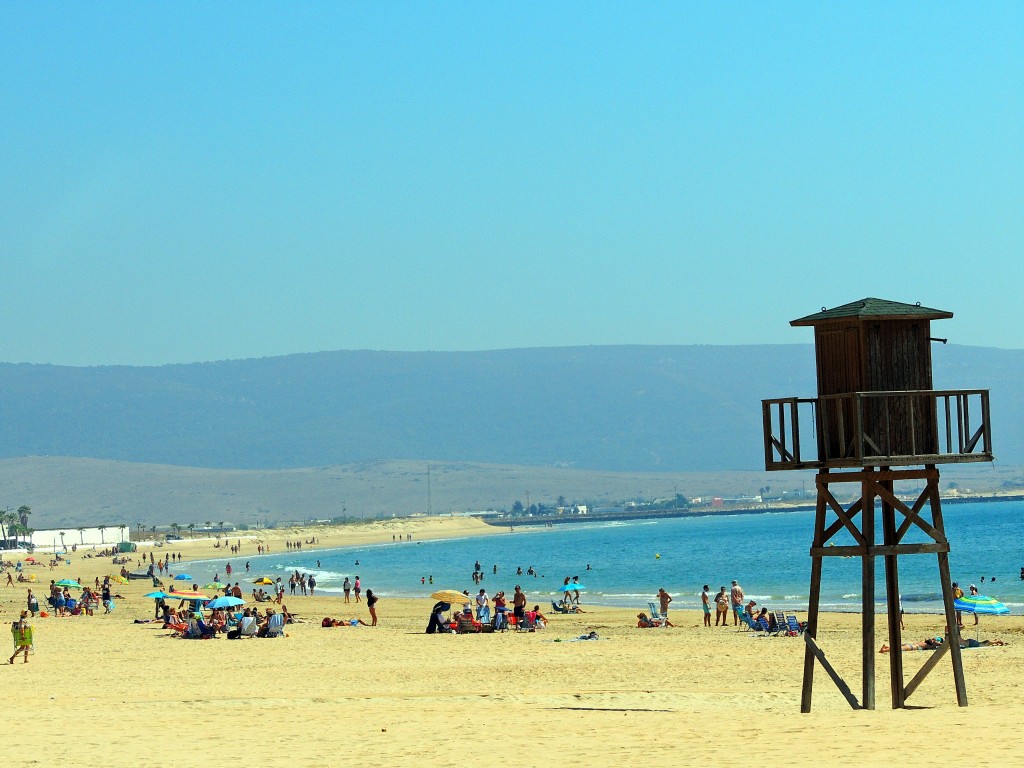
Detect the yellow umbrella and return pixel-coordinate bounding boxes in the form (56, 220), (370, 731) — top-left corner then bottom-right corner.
(107, 575), (129, 585)
(431, 589), (471, 604)
(253, 577), (275, 585)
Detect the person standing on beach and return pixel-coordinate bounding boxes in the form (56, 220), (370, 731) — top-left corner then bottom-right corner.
(730, 580), (744, 626)
(366, 589), (378, 626)
(657, 588), (672, 618)
(701, 585), (711, 627)
(476, 588), (490, 624)
(343, 577), (351, 603)
(354, 576), (361, 603)
(715, 586), (729, 626)
(9, 611), (32, 664)
(513, 585), (527, 624)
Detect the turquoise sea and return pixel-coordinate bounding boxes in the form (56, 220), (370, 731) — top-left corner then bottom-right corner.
(188, 499), (1024, 614)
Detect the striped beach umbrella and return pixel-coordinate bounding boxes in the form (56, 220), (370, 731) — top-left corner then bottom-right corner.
(954, 594), (1009, 615)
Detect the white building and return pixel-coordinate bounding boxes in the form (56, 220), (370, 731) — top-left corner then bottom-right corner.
(28, 526), (130, 551)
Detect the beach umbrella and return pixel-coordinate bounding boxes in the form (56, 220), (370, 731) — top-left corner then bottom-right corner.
(555, 584), (586, 593)
(173, 574), (193, 581)
(206, 595), (245, 609)
(143, 591), (172, 599)
(203, 582), (226, 590)
(253, 577), (275, 585)
(55, 579), (82, 588)
(107, 575), (128, 585)
(431, 589), (470, 604)
(166, 591), (210, 601)
(954, 595), (1010, 615)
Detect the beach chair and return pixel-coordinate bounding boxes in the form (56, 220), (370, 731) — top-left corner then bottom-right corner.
(238, 616), (259, 638)
(647, 602), (669, 627)
(516, 613), (537, 632)
(771, 611), (788, 635)
(264, 613), (285, 638)
(456, 614), (481, 634)
(551, 600), (570, 614)
(785, 614), (804, 636)
(739, 611), (767, 634)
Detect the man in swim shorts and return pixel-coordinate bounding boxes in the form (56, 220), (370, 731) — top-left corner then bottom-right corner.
(701, 585), (711, 627)
(730, 580), (744, 626)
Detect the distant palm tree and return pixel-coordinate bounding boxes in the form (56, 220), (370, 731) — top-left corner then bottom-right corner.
(98, 525), (107, 543)
(187, 523), (196, 538)
(118, 524), (127, 542)
(170, 523), (181, 536)
(218, 520), (225, 532)
(205, 521), (212, 531)
(59, 531), (67, 550)
(0, 511), (13, 547)
(77, 526), (86, 544)
(17, 505), (31, 529)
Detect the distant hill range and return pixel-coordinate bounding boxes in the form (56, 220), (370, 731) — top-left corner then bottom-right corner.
(1, 344), (1022, 472)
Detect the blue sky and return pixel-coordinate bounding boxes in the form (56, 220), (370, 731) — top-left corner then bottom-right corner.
(2, 4), (1021, 365)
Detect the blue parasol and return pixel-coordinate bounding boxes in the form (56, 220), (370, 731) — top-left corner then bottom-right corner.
(206, 595), (245, 609)
(954, 594), (1009, 615)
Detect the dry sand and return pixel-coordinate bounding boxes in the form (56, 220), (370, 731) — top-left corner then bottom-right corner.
(3, 517), (1022, 767)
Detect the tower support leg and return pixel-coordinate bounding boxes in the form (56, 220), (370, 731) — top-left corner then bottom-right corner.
(861, 475), (875, 710)
(880, 474), (905, 708)
(801, 475), (828, 713)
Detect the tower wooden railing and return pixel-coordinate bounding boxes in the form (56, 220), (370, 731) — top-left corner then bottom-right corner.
(763, 389), (992, 470)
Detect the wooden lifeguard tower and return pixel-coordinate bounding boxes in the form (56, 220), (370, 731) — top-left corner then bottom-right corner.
(761, 298), (993, 711)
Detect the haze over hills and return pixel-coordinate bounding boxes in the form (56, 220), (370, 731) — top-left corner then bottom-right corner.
(1, 344), (1022, 472)
(1, 344), (1021, 528)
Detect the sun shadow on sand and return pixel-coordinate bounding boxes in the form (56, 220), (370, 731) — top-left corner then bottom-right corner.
(546, 706), (673, 713)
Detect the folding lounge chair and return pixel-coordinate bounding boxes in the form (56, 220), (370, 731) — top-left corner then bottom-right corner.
(264, 613), (285, 638)
(785, 614), (804, 635)
(738, 611), (764, 634)
(516, 614), (537, 632)
(769, 611), (788, 636)
(551, 601), (570, 614)
(239, 616), (259, 638)
(648, 602), (669, 624)
(456, 614), (481, 634)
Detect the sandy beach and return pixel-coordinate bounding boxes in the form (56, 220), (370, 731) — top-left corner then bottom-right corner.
(3, 517), (1022, 767)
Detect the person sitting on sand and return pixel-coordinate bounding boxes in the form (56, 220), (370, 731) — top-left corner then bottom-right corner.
(208, 608), (228, 633)
(530, 606), (549, 628)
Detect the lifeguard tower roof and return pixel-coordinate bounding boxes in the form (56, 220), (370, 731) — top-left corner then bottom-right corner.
(791, 298), (953, 326)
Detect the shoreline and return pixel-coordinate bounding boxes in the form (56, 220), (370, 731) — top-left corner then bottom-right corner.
(4, 514), (1023, 767)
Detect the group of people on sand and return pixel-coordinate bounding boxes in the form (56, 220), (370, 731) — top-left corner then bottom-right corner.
(636, 588), (675, 627)
(701, 581), (747, 627)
